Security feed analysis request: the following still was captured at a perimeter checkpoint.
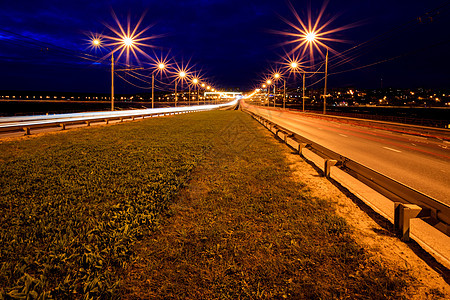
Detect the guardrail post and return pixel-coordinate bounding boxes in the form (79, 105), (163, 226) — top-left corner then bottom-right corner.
(60, 123), (66, 130)
(394, 202), (422, 241)
(284, 134), (291, 143)
(324, 159), (337, 178)
(105, 119), (109, 124)
(275, 129), (280, 137)
(298, 143), (308, 155)
(85, 121), (91, 126)
(23, 127), (30, 135)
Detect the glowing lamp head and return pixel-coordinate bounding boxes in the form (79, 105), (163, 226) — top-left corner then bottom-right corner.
(193, 78), (198, 84)
(290, 62), (298, 69)
(274, 73), (280, 79)
(179, 71), (186, 78)
(201, 83), (205, 87)
(207, 86), (211, 90)
(123, 37), (134, 47)
(266, 80), (272, 85)
(262, 84), (266, 88)
(92, 39), (101, 46)
(305, 31), (316, 42)
(158, 63), (165, 70)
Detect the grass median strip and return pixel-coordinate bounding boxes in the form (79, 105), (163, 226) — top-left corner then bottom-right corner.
(1, 110), (447, 299)
(0, 112), (228, 298)
(120, 111), (447, 299)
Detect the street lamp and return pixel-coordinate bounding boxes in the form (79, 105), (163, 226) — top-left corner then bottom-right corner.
(191, 78), (199, 105)
(273, 72), (286, 109)
(301, 31), (329, 114)
(275, 2), (353, 114)
(175, 71), (187, 107)
(201, 83), (206, 104)
(287, 58), (309, 112)
(266, 79), (272, 107)
(323, 48), (329, 114)
(91, 37), (135, 111)
(152, 62), (166, 109)
(89, 14), (155, 111)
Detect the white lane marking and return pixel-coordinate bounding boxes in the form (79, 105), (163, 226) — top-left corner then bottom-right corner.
(339, 134), (348, 137)
(411, 143), (416, 146)
(402, 133), (428, 140)
(383, 146), (402, 153)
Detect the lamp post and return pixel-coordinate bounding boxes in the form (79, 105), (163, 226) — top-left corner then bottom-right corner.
(111, 52), (114, 111)
(201, 83), (206, 104)
(273, 73), (286, 109)
(91, 37), (136, 111)
(191, 78), (199, 105)
(175, 71), (186, 107)
(266, 80), (272, 107)
(151, 63), (165, 109)
(273, 73), (286, 108)
(303, 31), (330, 114)
(323, 48), (329, 114)
(288, 61), (306, 112)
(206, 86), (211, 104)
(261, 84), (267, 106)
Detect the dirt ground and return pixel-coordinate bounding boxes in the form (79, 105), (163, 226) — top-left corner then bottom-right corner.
(283, 142), (450, 298)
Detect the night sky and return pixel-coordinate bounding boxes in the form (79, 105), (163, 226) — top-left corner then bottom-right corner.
(0, 0), (449, 94)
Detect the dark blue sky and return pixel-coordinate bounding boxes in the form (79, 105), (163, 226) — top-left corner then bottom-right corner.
(0, 0), (449, 93)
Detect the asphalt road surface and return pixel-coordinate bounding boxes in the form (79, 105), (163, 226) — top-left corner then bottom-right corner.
(244, 103), (450, 206)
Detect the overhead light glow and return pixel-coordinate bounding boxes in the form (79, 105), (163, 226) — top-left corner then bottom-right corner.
(123, 37), (134, 46)
(305, 31), (316, 42)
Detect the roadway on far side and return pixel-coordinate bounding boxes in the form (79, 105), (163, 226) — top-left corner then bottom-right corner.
(243, 102), (450, 206)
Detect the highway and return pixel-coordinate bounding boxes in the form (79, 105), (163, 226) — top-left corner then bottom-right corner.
(0, 100), (238, 136)
(244, 103), (450, 205)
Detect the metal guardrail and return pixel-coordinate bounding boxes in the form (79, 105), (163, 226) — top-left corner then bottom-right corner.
(0, 101), (238, 135)
(245, 109), (450, 237)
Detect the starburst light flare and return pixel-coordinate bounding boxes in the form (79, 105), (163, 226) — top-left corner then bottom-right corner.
(86, 32), (105, 52)
(98, 10), (162, 66)
(273, 1), (357, 63)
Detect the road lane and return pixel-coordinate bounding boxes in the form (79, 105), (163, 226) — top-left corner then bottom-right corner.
(245, 104), (450, 204)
